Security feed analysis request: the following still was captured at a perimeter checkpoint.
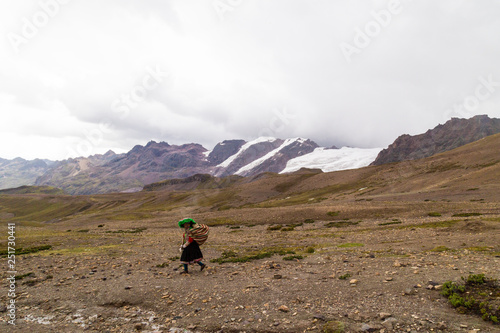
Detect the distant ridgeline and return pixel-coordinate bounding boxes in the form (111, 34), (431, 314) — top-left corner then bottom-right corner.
(371, 115), (500, 165)
(1, 115), (499, 195)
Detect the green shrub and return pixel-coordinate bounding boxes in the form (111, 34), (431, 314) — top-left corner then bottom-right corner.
(430, 245), (452, 252)
(283, 255), (303, 261)
(441, 274), (499, 324)
(428, 212), (442, 217)
(452, 212), (482, 217)
(156, 262), (169, 268)
(465, 274), (486, 285)
(337, 243), (363, 248)
(0, 245), (53, 257)
(325, 221), (359, 228)
(322, 320), (345, 333)
(305, 246), (315, 253)
(378, 221), (402, 226)
(449, 293), (465, 308)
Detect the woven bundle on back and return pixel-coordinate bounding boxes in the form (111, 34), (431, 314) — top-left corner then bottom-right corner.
(189, 224), (209, 245)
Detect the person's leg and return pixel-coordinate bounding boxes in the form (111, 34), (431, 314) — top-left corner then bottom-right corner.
(197, 261), (206, 271)
(183, 264), (188, 272)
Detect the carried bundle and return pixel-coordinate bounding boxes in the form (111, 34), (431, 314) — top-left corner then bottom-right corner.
(189, 223), (209, 246)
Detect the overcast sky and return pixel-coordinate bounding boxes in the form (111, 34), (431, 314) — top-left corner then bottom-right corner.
(1, 0), (500, 160)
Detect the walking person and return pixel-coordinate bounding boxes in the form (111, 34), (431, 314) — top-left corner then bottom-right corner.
(178, 218), (207, 274)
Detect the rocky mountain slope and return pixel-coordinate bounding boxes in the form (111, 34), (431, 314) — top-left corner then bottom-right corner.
(371, 115), (500, 165)
(30, 138), (324, 194)
(0, 157), (54, 190)
(4, 115), (498, 195)
(3, 126), (499, 333)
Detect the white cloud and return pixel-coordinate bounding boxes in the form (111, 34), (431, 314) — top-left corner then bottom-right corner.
(1, 0), (500, 160)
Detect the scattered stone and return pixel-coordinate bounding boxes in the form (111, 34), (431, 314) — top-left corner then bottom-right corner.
(348, 312), (370, 322)
(426, 285), (434, 290)
(124, 286), (132, 290)
(434, 285), (443, 290)
(436, 322), (447, 330)
(273, 274), (282, 279)
(134, 322), (145, 330)
(313, 313), (327, 321)
(385, 277), (393, 282)
(169, 328), (193, 333)
(382, 317), (397, 330)
(0, 305), (6, 313)
(349, 279), (359, 284)
(278, 305), (290, 312)
(403, 288), (414, 295)
(379, 312), (392, 320)
(360, 323), (376, 332)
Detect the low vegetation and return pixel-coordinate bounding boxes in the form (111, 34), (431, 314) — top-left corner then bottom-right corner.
(337, 243), (364, 248)
(429, 245), (454, 252)
(283, 255), (304, 261)
(325, 221), (359, 228)
(452, 212), (482, 217)
(105, 227), (147, 234)
(0, 245), (52, 257)
(378, 221), (402, 226)
(441, 274), (499, 324)
(428, 212), (442, 217)
(210, 247), (297, 264)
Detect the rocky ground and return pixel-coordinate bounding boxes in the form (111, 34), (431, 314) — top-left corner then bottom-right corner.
(1, 211), (499, 333)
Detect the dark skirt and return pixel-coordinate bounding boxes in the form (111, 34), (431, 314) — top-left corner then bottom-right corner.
(180, 241), (203, 264)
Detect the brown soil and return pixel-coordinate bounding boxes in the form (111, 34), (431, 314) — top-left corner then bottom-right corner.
(1, 202), (499, 333)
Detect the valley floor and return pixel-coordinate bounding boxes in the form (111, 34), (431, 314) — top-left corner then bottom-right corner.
(1, 206), (499, 333)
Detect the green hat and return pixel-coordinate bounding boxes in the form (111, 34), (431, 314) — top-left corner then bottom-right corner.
(178, 218), (196, 228)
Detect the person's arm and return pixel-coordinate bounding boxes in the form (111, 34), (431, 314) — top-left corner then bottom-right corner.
(181, 236), (193, 249)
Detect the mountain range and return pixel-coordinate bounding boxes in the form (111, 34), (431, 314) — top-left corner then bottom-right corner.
(1, 115), (499, 195)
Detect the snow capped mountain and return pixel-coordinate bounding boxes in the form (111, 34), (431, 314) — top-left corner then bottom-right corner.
(281, 147), (382, 174)
(3, 137), (379, 194)
(213, 137), (284, 177)
(235, 138), (316, 176)
(216, 137), (279, 168)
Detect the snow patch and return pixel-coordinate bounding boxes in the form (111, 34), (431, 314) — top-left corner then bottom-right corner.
(280, 147), (382, 174)
(217, 137), (277, 168)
